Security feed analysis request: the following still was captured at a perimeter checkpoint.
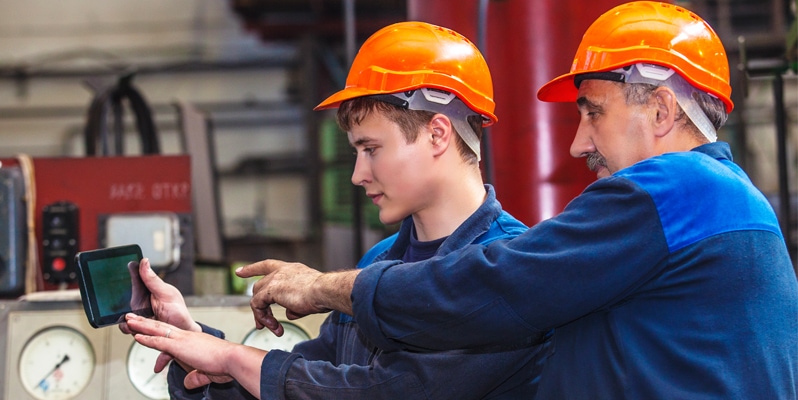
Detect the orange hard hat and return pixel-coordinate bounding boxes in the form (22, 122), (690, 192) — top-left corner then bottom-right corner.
(537, 1), (734, 113)
(315, 21), (497, 126)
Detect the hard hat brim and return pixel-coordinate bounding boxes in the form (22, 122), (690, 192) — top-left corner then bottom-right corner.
(314, 87), (376, 111)
(315, 86), (498, 127)
(537, 73), (579, 103)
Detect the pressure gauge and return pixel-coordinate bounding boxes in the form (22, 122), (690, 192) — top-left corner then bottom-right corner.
(242, 322), (310, 351)
(127, 341), (170, 399)
(18, 326), (95, 400)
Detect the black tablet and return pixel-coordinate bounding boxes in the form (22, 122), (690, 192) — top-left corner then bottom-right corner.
(75, 244), (154, 328)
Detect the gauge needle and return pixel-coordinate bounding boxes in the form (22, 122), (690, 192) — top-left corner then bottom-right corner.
(144, 371), (159, 385)
(34, 354), (70, 390)
(144, 360), (170, 385)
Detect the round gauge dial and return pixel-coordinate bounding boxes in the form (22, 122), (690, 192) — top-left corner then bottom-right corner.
(127, 341), (170, 399)
(18, 326), (95, 400)
(242, 322), (310, 351)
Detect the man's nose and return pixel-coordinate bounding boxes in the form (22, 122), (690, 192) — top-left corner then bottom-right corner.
(351, 156), (369, 186)
(570, 121), (594, 158)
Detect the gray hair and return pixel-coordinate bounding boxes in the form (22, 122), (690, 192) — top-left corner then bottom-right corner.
(622, 82), (728, 143)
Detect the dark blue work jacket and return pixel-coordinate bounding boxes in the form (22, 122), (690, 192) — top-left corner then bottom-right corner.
(353, 143), (798, 399)
(170, 185), (552, 399)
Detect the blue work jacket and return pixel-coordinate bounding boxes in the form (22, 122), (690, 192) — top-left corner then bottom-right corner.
(352, 143), (798, 399)
(169, 185), (552, 399)
(261, 185), (551, 399)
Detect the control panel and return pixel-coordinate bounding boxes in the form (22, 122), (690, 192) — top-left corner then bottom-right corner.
(0, 295), (328, 400)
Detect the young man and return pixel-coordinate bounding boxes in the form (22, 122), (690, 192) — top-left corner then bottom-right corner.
(236, 1), (798, 398)
(124, 22), (551, 399)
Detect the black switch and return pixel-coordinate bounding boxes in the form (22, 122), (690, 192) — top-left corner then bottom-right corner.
(42, 201), (79, 283)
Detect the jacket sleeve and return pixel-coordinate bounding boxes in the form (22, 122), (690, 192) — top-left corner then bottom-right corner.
(352, 176), (671, 352)
(260, 350), (425, 400)
(260, 342), (550, 400)
(167, 362), (207, 400)
(289, 313), (338, 362)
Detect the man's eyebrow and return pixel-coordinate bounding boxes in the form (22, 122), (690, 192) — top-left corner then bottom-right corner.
(351, 137), (376, 147)
(576, 96), (602, 110)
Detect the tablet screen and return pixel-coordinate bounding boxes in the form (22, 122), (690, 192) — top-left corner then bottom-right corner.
(76, 244), (153, 328)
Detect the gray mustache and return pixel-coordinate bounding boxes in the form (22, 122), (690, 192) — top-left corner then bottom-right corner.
(586, 152), (607, 172)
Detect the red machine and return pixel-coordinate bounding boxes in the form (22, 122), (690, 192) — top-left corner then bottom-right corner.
(0, 155), (194, 296)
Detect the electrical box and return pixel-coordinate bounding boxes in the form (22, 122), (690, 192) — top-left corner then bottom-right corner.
(0, 165), (26, 297)
(102, 212), (182, 272)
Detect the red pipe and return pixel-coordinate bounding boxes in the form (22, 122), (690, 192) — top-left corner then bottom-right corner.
(408, 0), (627, 225)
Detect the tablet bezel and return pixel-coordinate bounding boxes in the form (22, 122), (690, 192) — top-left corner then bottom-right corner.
(75, 244), (153, 328)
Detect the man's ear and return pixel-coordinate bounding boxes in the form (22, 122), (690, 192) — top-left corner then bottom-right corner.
(652, 87), (678, 138)
(428, 114), (454, 156)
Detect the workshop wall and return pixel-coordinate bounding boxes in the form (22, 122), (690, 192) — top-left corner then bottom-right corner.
(0, 0), (318, 272)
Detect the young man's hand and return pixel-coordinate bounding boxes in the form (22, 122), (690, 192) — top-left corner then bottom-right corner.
(125, 314), (264, 396)
(119, 258), (201, 335)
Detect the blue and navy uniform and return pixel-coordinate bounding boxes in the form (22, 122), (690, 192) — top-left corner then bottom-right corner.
(260, 185), (550, 399)
(352, 143), (798, 399)
(169, 185), (552, 399)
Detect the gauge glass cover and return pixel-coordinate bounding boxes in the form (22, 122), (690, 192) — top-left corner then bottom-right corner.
(242, 322), (310, 351)
(127, 341), (170, 399)
(19, 326), (96, 400)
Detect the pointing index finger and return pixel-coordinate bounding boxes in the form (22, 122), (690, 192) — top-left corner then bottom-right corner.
(235, 259), (281, 279)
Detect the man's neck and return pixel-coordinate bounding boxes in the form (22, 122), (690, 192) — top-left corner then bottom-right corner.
(412, 172), (486, 241)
